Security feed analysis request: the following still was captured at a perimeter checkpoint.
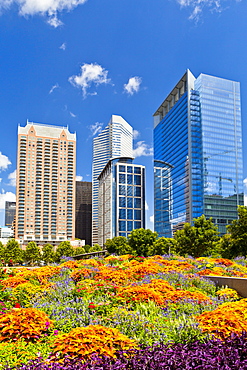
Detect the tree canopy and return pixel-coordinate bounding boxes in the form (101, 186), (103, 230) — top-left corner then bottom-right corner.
(226, 206), (247, 257)
(174, 215), (219, 258)
(128, 228), (158, 257)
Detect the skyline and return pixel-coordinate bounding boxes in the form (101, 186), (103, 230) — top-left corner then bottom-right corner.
(0, 0), (247, 231)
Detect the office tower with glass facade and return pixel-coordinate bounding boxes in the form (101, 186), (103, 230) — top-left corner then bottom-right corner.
(75, 181), (92, 246)
(16, 121), (76, 244)
(153, 70), (244, 236)
(98, 157), (145, 246)
(92, 115), (133, 245)
(5, 201), (16, 227)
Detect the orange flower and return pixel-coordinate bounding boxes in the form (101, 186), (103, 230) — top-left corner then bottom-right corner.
(53, 325), (137, 359)
(0, 307), (54, 342)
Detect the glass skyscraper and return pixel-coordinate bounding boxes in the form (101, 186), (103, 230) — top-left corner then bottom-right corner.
(98, 157), (145, 246)
(153, 70), (243, 237)
(92, 115), (133, 245)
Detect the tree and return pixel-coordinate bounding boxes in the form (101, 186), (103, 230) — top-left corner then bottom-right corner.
(89, 244), (102, 252)
(55, 241), (74, 263)
(74, 246), (86, 255)
(150, 237), (177, 256)
(105, 236), (133, 255)
(24, 242), (41, 266)
(84, 245), (91, 253)
(174, 215), (219, 258)
(4, 239), (23, 264)
(42, 244), (55, 265)
(227, 206), (247, 257)
(127, 228), (158, 257)
(0, 242), (5, 261)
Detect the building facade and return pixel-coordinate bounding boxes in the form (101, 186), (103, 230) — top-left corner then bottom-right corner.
(5, 201), (16, 227)
(92, 115), (133, 245)
(98, 157), (145, 246)
(75, 181), (92, 246)
(15, 121), (76, 244)
(153, 70), (244, 236)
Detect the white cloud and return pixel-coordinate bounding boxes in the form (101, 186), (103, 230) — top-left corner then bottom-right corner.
(59, 42), (66, 50)
(76, 175), (83, 181)
(49, 83), (59, 94)
(89, 122), (103, 137)
(133, 129), (140, 140)
(8, 170), (16, 187)
(133, 141), (153, 158)
(0, 0), (87, 27)
(145, 201), (149, 211)
(124, 76), (142, 95)
(176, 0), (236, 22)
(69, 63), (111, 98)
(0, 152), (11, 171)
(0, 191), (16, 209)
(70, 111), (76, 118)
(150, 215), (154, 224)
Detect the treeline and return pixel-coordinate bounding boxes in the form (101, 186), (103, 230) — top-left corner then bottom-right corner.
(0, 241), (103, 266)
(105, 206), (247, 259)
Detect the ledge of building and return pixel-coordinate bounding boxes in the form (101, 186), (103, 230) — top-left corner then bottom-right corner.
(204, 275), (247, 298)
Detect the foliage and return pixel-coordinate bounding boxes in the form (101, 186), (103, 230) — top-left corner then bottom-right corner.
(196, 299), (247, 339)
(104, 236), (133, 255)
(128, 229), (158, 257)
(226, 205), (247, 257)
(0, 242), (5, 261)
(5, 333), (247, 370)
(0, 307), (54, 342)
(54, 242), (74, 263)
(2, 254), (247, 368)
(89, 244), (103, 252)
(42, 244), (55, 264)
(149, 237), (177, 256)
(74, 247), (86, 255)
(174, 215), (220, 258)
(0, 338), (55, 368)
(84, 245), (91, 253)
(4, 239), (23, 264)
(53, 325), (137, 359)
(24, 242), (41, 266)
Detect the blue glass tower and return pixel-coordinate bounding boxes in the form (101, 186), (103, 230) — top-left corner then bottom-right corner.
(153, 70), (244, 236)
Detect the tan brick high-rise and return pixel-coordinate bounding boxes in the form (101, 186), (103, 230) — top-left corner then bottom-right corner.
(15, 121), (76, 244)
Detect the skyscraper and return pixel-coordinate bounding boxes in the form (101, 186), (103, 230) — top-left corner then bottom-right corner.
(153, 70), (244, 236)
(16, 121), (76, 244)
(92, 115), (133, 244)
(98, 157), (145, 246)
(75, 181), (92, 246)
(5, 201), (16, 228)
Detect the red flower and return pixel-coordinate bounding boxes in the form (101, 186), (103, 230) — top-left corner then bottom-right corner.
(14, 303), (21, 308)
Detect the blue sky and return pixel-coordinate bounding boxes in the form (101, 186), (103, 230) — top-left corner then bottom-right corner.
(0, 0), (246, 230)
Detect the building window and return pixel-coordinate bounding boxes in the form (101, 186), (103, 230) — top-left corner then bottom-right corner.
(119, 209), (126, 219)
(119, 221), (126, 231)
(134, 175), (141, 185)
(127, 198), (133, 208)
(119, 185), (126, 196)
(119, 165), (126, 173)
(119, 197), (126, 207)
(134, 186), (141, 196)
(134, 209), (141, 220)
(119, 173), (126, 184)
(134, 198), (141, 208)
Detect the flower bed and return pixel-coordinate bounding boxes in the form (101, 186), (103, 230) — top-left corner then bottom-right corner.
(0, 254), (247, 368)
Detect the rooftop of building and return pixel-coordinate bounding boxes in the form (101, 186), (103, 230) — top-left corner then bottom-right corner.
(18, 120), (76, 141)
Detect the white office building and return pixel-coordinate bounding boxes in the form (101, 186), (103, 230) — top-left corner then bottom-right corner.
(92, 115), (133, 245)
